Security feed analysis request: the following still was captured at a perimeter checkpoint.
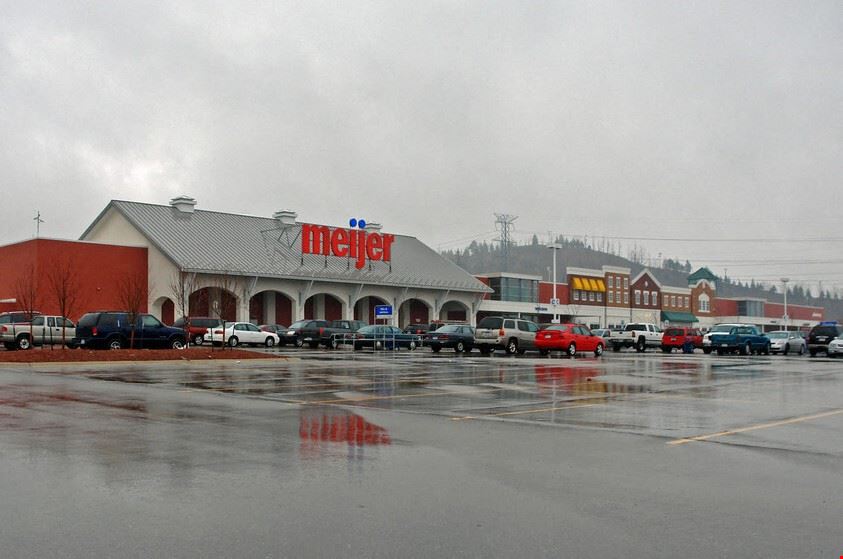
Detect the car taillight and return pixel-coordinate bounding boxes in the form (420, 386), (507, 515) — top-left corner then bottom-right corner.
(319, 327), (324, 335)
(499, 328), (505, 337)
(439, 335), (449, 340)
(0, 326), (6, 333)
(92, 327), (98, 336)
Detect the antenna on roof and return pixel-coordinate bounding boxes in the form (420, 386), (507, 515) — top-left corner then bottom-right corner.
(34, 211), (44, 238)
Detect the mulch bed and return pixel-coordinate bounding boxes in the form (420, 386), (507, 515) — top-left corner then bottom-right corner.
(0, 347), (278, 363)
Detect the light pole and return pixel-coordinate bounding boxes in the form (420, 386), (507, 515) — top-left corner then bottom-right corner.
(781, 277), (790, 331)
(548, 244), (562, 323)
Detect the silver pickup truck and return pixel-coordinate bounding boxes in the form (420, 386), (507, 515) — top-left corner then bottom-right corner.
(1, 315), (77, 349)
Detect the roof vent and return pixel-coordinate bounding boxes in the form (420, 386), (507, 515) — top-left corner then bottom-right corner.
(273, 210), (297, 225)
(169, 195), (197, 213)
(364, 222), (382, 232)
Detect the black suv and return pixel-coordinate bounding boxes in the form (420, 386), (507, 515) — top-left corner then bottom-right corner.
(73, 312), (187, 350)
(807, 323), (843, 356)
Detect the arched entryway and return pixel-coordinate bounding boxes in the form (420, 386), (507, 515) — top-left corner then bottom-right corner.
(439, 300), (470, 323)
(398, 298), (432, 328)
(152, 296), (175, 325)
(249, 290), (295, 326)
(189, 287), (238, 322)
(354, 295), (390, 324)
(304, 293), (344, 321)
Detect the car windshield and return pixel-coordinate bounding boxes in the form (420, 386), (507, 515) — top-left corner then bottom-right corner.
(811, 326), (840, 337)
(711, 324), (736, 333)
(767, 332), (788, 339)
(289, 321), (307, 329)
(77, 313), (100, 327)
(436, 325), (461, 333)
(625, 324), (645, 331)
(545, 325), (570, 332)
(478, 317), (503, 329)
(665, 329), (683, 336)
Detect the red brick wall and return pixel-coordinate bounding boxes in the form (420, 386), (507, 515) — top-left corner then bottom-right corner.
(630, 273), (661, 310)
(764, 302), (824, 321)
(716, 299), (738, 316)
(0, 238), (147, 321)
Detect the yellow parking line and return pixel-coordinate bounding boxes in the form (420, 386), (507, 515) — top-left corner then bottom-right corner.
(668, 409), (843, 446)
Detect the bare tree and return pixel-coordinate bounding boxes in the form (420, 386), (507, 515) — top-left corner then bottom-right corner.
(212, 273), (241, 350)
(169, 269), (196, 345)
(13, 264), (39, 341)
(47, 256), (80, 349)
(117, 271), (148, 349)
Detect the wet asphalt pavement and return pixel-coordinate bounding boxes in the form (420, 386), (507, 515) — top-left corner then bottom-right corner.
(1, 347), (842, 558)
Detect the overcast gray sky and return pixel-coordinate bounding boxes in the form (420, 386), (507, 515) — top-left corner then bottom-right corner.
(2, 1), (841, 292)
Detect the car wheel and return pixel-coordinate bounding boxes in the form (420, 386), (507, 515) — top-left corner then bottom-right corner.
(409, 340), (417, 351)
(353, 342), (361, 351)
(108, 337), (124, 350)
(479, 346), (491, 356)
(265, 337), (275, 347)
(17, 336), (32, 350)
(505, 339), (518, 355)
(702, 348), (711, 354)
(717, 349), (724, 355)
(762, 343), (770, 355)
(594, 344), (604, 357)
(431, 345), (441, 353)
(539, 349), (549, 356)
(782, 344), (789, 356)
(228, 336), (239, 348)
(661, 346), (672, 353)
(294, 338), (303, 348)
(455, 341), (465, 353)
(636, 338), (646, 353)
(308, 342), (319, 349)
(612, 344), (621, 352)
(193, 334), (204, 346)
(329, 338), (339, 350)
(741, 341), (751, 356)
(171, 338), (186, 350)
(567, 343), (577, 357)
(798, 344), (805, 356)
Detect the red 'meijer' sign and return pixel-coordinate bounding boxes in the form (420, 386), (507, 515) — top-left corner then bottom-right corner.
(302, 222), (395, 270)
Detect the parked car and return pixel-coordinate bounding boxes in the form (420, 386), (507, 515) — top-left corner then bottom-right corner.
(352, 325), (419, 350)
(321, 320), (368, 349)
(609, 323), (662, 352)
(425, 324), (475, 353)
(766, 331), (807, 355)
(535, 323), (605, 357)
(661, 327), (703, 353)
(73, 312), (187, 350)
(807, 322), (843, 357)
(701, 323), (744, 354)
(172, 316), (223, 346)
(205, 322), (280, 347)
(280, 320), (322, 347)
(708, 325), (770, 355)
(473, 316), (540, 355)
(259, 324), (288, 336)
(290, 320), (331, 348)
(1, 315), (76, 350)
(0, 311), (41, 326)
(403, 322), (445, 335)
(591, 328), (612, 340)
(827, 336), (843, 357)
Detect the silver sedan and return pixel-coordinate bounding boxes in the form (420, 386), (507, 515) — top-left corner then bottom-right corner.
(766, 331), (806, 355)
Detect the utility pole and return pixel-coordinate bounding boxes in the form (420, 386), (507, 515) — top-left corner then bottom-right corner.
(548, 243), (561, 323)
(781, 277), (789, 331)
(494, 213), (518, 271)
(33, 211), (44, 238)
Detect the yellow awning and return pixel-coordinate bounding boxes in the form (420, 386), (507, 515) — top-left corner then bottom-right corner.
(572, 276), (606, 292)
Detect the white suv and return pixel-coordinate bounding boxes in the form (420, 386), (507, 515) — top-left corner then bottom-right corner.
(474, 316), (540, 355)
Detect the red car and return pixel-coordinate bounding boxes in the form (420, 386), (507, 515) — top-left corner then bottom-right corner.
(172, 316), (223, 346)
(535, 323), (605, 357)
(661, 327), (703, 353)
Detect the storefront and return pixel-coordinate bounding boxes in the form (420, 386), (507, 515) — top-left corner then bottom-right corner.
(77, 197), (491, 326)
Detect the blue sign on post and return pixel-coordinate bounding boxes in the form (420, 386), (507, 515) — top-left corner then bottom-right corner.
(374, 305), (393, 317)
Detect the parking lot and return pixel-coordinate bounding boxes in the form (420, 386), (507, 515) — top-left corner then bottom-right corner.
(1, 348), (842, 558)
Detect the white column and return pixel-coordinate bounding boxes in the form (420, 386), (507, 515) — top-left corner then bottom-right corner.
(263, 291), (276, 324)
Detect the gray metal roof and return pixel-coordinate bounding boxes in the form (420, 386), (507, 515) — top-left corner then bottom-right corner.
(83, 201), (491, 293)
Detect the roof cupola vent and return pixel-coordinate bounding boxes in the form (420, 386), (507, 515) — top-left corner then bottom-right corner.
(273, 210), (297, 225)
(169, 195), (197, 213)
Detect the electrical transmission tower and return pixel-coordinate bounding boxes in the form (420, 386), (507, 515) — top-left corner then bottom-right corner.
(494, 213), (518, 271)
